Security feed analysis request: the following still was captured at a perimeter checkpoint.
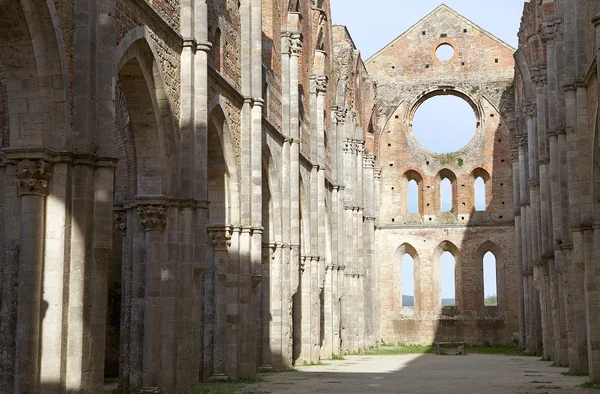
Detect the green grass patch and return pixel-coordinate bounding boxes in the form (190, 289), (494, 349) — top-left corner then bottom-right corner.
(357, 344), (435, 356)
(192, 377), (264, 394)
(561, 371), (589, 377)
(580, 382), (600, 390)
(331, 353), (345, 360)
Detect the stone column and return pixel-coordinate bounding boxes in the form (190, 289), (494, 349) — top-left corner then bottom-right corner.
(511, 147), (525, 348)
(14, 159), (50, 392)
(207, 226), (232, 380)
(138, 205), (166, 390)
(115, 210), (131, 392)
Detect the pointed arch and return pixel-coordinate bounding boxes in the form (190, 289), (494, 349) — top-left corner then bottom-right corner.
(436, 169), (457, 214)
(476, 241), (503, 308)
(433, 241), (461, 309)
(207, 100), (241, 225)
(262, 144), (282, 243)
(115, 27), (179, 196)
(0, 0), (70, 149)
(471, 168), (491, 212)
(404, 170), (423, 216)
(394, 243), (419, 309)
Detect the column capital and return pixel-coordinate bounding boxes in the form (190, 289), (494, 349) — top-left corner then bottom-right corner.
(524, 102), (537, 119)
(510, 149), (519, 163)
(541, 20), (563, 42)
(517, 134), (528, 148)
(207, 226), (232, 251)
(531, 66), (548, 86)
(282, 32), (303, 56)
(15, 159), (51, 197)
(334, 107), (347, 124)
(363, 155), (375, 169)
(138, 205), (167, 232)
(114, 210), (128, 235)
(314, 74), (328, 94)
(374, 168), (382, 180)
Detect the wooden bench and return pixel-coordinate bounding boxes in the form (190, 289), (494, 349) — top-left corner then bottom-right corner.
(435, 341), (467, 355)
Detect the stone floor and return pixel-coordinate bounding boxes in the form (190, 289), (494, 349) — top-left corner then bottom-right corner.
(252, 354), (595, 393)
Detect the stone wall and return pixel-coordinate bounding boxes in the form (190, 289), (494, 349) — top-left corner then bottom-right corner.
(367, 5), (518, 346)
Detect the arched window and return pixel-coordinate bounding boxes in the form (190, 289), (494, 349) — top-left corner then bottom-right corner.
(441, 178), (452, 212)
(483, 252), (498, 306)
(440, 251), (456, 306)
(214, 28), (222, 73)
(402, 254), (415, 307)
(408, 180), (419, 214)
(475, 176), (486, 211)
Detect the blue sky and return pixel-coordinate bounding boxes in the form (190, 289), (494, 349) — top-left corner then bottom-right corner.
(330, 1), (518, 303)
(330, 1), (523, 60)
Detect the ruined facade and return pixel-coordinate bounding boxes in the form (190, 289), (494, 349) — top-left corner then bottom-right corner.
(1, 0), (599, 392)
(513, 0), (600, 384)
(367, 5), (519, 346)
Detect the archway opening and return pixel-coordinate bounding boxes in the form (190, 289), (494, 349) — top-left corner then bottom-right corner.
(412, 95), (477, 153)
(408, 179), (419, 214)
(440, 251), (456, 306)
(483, 251), (498, 306)
(401, 254), (415, 307)
(475, 176), (486, 211)
(441, 178), (452, 212)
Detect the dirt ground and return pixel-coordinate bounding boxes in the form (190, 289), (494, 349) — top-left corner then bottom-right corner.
(251, 354), (595, 394)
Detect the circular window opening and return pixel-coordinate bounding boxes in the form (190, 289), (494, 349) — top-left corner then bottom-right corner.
(412, 95), (477, 153)
(436, 43), (455, 62)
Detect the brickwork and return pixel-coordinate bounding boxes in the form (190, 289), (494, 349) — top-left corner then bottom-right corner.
(367, 5), (518, 346)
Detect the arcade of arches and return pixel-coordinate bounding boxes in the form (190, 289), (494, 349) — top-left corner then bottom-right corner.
(0, 1), (598, 392)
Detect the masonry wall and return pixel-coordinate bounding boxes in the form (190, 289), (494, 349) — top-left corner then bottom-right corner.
(513, 0), (600, 383)
(367, 5), (519, 346)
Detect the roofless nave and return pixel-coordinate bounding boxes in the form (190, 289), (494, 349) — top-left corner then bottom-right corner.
(0, 0), (597, 392)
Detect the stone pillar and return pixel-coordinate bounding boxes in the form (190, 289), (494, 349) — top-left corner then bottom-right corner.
(138, 205), (167, 390)
(207, 226), (232, 380)
(115, 210), (131, 392)
(13, 159), (50, 392)
(512, 147), (525, 348)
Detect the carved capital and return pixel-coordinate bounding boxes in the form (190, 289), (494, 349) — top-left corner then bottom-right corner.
(114, 211), (127, 235)
(363, 155), (375, 169)
(334, 108), (347, 124)
(207, 226), (232, 251)
(517, 134), (528, 148)
(315, 75), (328, 94)
(285, 34), (302, 56)
(374, 168), (382, 181)
(138, 205), (167, 232)
(524, 102), (537, 119)
(542, 20), (563, 42)
(531, 66), (548, 86)
(15, 159), (51, 197)
(510, 149), (520, 163)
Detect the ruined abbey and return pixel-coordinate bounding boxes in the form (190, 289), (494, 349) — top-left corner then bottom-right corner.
(0, 0), (599, 392)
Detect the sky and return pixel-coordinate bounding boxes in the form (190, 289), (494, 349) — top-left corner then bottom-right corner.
(330, 1), (518, 303)
(329, 1), (523, 60)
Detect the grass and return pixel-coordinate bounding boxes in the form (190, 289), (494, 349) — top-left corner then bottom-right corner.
(331, 353), (345, 360)
(561, 371), (589, 377)
(192, 377), (265, 394)
(347, 343), (526, 356)
(580, 382), (600, 390)
(357, 344), (435, 356)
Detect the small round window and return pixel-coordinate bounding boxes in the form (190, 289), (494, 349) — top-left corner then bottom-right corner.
(436, 44), (455, 62)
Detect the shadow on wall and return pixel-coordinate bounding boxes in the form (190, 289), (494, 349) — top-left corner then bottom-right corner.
(380, 83), (519, 348)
